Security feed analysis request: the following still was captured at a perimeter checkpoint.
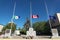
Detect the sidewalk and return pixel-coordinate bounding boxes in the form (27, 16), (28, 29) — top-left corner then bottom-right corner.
(0, 37), (60, 40)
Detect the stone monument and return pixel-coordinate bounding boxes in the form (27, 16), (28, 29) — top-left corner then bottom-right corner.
(52, 29), (59, 38)
(14, 30), (20, 36)
(5, 29), (11, 38)
(26, 27), (36, 38)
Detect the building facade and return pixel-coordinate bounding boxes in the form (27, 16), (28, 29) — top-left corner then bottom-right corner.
(0, 25), (3, 32)
(51, 13), (60, 28)
(51, 13), (60, 36)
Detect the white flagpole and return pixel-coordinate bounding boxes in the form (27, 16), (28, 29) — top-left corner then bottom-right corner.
(30, 2), (32, 27)
(11, 2), (16, 36)
(44, 1), (52, 35)
(12, 2), (16, 22)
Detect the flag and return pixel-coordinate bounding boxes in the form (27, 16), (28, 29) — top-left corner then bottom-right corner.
(32, 15), (39, 18)
(49, 15), (56, 23)
(14, 16), (20, 19)
(49, 16), (56, 20)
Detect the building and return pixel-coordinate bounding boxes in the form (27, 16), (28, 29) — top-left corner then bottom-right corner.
(0, 25), (3, 32)
(50, 13), (60, 28)
(56, 13), (60, 23)
(51, 13), (60, 36)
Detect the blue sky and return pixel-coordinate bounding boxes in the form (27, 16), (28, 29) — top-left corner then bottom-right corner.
(0, 0), (60, 29)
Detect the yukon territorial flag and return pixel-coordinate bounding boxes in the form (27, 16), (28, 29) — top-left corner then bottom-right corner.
(32, 15), (39, 18)
(14, 16), (20, 19)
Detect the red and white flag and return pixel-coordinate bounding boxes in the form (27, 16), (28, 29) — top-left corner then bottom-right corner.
(32, 15), (39, 18)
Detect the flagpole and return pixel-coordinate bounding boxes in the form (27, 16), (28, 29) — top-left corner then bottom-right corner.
(11, 2), (16, 36)
(44, 1), (52, 35)
(30, 2), (32, 27)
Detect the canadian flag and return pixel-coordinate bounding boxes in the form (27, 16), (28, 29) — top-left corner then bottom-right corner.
(32, 15), (39, 18)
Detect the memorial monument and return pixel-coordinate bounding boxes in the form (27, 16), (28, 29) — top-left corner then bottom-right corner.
(26, 28), (36, 37)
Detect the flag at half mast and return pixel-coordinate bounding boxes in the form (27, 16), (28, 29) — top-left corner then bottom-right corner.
(32, 15), (39, 18)
(13, 16), (20, 19)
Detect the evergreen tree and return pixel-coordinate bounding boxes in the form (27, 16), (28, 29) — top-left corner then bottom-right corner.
(24, 18), (30, 31)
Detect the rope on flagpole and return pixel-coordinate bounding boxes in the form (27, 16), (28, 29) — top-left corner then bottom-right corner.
(11, 2), (16, 36)
(44, 0), (52, 35)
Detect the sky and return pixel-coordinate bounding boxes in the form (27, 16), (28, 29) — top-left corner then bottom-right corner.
(0, 0), (60, 29)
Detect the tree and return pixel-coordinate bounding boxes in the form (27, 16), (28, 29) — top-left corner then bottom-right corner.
(2, 22), (16, 34)
(16, 27), (21, 30)
(24, 18), (30, 31)
(18, 27), (21, 33)
(20, 28), (26, 35)
(33, 21), (52, 35)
